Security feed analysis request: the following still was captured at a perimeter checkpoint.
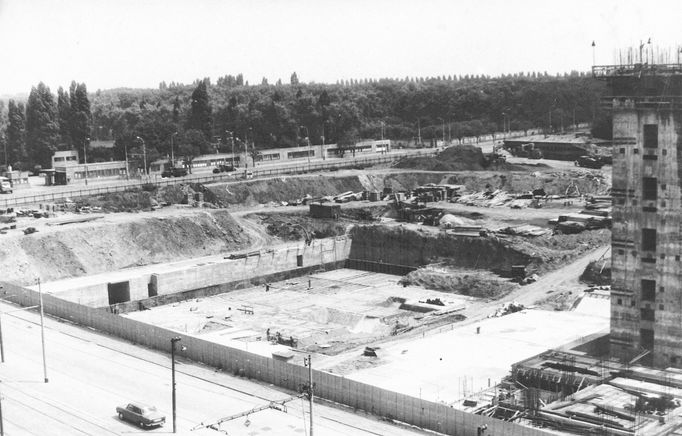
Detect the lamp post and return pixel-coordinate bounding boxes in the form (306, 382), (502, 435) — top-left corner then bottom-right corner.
(170, 336), (182, 433)
(300, 126), (311, 171)
(170, 132), (178, 166)
(226, 131), (235, 168)
(136, 136), (147, 178)
(36, 279), (48, 383)
(83, 137), (90, 186)
(124, 141), (129, 180)
(436, 118), (445, 146)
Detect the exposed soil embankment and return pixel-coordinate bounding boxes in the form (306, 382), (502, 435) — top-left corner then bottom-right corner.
(348, 225), (610, 297)
(202, 170), (608, 208)
(399, 268), (517, 299)
(349, 225), (532, 272)
(1, 210), (251, 285)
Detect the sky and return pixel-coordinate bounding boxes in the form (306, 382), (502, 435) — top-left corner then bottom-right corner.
(1, 0), (681, 96)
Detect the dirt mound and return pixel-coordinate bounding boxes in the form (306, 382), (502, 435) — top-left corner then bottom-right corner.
(247, 212), (348, 241)
(400, 267), (516, 299)
(395, 145), (529, 171)
(246, 207), (387, 242)
(580, 258), (611, 285)
(1, 210), (251, 285)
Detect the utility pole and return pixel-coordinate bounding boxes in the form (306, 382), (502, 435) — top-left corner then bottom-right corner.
(304, 354), (314, 436)
(37, 279), (48, 383)
(171, 336), (182, 433)
(380, 121), (385, 140)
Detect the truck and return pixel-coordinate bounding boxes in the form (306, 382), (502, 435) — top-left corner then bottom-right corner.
(0, 177), (12, 194)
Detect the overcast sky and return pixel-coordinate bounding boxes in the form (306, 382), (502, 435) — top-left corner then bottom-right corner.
(1, 0), (681, 96)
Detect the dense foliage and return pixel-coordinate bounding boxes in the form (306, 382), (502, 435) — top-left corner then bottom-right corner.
(0, 71), (606, 170)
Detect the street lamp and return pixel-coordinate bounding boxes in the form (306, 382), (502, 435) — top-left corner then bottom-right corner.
(135, 136), (147, 177)
(36, 279), (48, 383)
(436, 118), (445, 146)
(226, 131), (235, 168)
(83, 137), (90, 186)
(170, 132), (178, 166)
(300, 126), (311, 171)
(170, 336), (183, 433)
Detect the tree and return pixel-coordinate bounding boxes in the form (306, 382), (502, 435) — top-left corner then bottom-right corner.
(69, 82), (92, 162)
(187, 80), (212, 140)
(290, 72), (299, 85)
(6, 100), (26, 167)
(178, 129), (210, 172)
(25, 83), (59, 169)
(57, 86), (72, 148)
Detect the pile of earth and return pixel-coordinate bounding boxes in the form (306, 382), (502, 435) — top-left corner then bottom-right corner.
(245, 207), (388, 241)
(580, 258), (611, 286)
(394, 145), (531, 171)
(399, 267), (516, 299)
(247, 213), (348, 241)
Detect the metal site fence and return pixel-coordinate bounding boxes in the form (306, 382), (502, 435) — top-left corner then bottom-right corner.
(0, 150), (437, 209)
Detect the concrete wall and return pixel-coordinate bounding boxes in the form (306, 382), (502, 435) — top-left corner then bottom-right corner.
(0, 280), (552, 436)
(46, 237), (352, 308)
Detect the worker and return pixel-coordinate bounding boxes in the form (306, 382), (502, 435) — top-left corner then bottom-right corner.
(265, 283), (270, 292)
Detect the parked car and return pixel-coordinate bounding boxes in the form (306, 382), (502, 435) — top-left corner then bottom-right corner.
(212, 163), (236, 174)
(161, 167), (188, 178)
(116, 402), (166, 428)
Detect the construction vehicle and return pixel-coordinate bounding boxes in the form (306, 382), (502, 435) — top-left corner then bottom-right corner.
(518, 143), (543, 159)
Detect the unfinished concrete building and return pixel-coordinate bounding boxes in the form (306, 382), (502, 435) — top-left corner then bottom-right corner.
(596, 62), (682, 367)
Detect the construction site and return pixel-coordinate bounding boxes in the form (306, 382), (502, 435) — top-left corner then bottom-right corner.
(5, 62), (682, 436)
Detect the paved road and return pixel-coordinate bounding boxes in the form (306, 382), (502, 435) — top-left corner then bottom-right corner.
(0, 300), (432, 436)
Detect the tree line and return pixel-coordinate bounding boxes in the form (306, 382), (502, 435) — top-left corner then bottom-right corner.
(0, 71), (608, 171)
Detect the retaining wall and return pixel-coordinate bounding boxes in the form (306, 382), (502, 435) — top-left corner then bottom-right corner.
(0, 281), (553, 436)
(39, 237), (352, 308)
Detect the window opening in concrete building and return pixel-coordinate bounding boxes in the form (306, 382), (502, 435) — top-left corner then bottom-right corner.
(643, 177), (657, 200)
(107, 281), (131, 305)
(148, 282), (158, 297)
(644, 124), (658, 148)
(641, 307), (655, 321)
(642, 279), (656, 301)
(642, 229), (656, 251)
(297, 254), (303, 267)
(640, 328), (654, 349)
